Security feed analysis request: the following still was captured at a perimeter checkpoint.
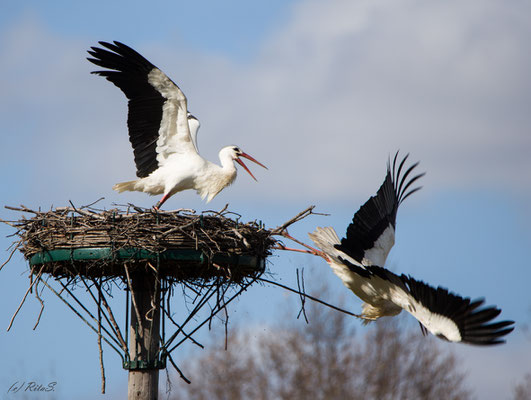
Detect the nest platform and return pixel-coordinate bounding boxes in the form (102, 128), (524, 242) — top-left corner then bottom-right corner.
(12, 205), (275, 282)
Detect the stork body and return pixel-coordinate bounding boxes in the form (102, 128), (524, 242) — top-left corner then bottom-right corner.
(113, 145), (243, 204)
(87, 41), (266, 209)
(309, 152), (514, 345)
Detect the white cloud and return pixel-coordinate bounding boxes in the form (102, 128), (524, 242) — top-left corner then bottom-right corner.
(236, 0), (531, 199)
(1, 0), (530, 209)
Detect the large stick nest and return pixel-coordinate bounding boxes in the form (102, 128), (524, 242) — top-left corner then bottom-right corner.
(7, 204), (277, 282)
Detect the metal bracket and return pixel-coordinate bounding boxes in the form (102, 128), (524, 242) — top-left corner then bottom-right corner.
(123, 359), (166, 370)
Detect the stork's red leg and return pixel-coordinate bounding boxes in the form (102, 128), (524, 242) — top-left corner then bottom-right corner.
(153, 193), (170, 210)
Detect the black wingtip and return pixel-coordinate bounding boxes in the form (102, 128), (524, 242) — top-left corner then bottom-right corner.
(389, 151), (425, 205)
(403, 276), (515, 345)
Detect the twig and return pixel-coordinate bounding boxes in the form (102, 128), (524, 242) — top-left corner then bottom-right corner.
(224, 302), (229, 351)
(0, 218), (18, 228)
(4, 205), (41, 214)
(204, 203), (229, 217)
(0, 242), (20, 273)
(93, 279), (128, 352)
(7, 266), (44, 331)
(124, 263), (144, 333)
(97, 279), (106, 394)
(165, 366), (173, 399)
(270, 206), (326, 235)
(168, 353), (191, 384)
(33, 277), (46, 330)
(81, 197), (105, 209)
(231, 229), (251, 249)
(296, 269), (309, 323)
(69, 200), (105, 220)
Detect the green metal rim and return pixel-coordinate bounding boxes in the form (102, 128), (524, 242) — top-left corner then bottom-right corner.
(29, 247), (264, 269)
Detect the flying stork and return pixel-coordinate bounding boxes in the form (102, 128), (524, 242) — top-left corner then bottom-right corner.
(87, 41), (267, 209)
(309, 152), (514, 345)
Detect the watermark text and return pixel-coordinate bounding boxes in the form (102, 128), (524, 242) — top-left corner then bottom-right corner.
(7, 381), (57, 394)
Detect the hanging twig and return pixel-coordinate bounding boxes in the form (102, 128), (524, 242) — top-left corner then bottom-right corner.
(0, 242), (20, 273)
(296, 269), (309, 323)
(167, 353), (191, 384)
(97, 279), (106, 394)
(164, 366), (173, 399)
(33, 277), (46, 330)
(124, 263), (144, 333)
(224, 301), (230, 351)
(7, 266), (44, 331)
(92, 279), (129, 352)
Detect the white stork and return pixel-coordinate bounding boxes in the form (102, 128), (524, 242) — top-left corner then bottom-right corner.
(309, 152), (514, 345)
(87, 41), (267, 209)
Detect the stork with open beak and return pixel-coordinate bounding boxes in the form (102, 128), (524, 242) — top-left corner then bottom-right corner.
(87, 41), (267, 209)
(309, 152), (514, 345)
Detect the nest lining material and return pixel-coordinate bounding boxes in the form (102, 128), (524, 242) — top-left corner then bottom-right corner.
(12, 206), (276, 281)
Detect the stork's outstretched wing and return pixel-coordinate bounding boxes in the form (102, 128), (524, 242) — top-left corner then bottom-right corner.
(336, 151), (424, 266)
(394, 274), (514, 345)
(87, 41), (197, 178)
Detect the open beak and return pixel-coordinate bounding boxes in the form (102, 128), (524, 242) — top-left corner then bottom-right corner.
(235, 152), (268, 181)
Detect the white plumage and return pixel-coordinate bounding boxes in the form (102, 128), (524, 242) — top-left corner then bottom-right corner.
(87, 41), (267, 209)
(309, 152), (514, 345)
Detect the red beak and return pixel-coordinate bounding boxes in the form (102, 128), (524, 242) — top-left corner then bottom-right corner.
(235, 152), (268, 181)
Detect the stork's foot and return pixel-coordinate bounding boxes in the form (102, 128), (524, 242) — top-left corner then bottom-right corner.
(278, 231), (327, 259)
(153, 193), (170, 211)
(274, 244), (327, 259)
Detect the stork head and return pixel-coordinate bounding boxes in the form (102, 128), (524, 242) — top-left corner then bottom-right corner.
(223, 145), (267, 181)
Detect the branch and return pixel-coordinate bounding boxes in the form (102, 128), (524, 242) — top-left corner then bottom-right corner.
(270, 206), (317, 235)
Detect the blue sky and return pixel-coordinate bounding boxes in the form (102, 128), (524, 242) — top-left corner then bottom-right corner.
(1, 0), (530, 399)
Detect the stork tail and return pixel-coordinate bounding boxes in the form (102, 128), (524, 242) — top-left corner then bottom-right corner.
(112, 180), (137, 193)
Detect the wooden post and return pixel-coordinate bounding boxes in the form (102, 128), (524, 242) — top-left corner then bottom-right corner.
(128, 269), (160, 400)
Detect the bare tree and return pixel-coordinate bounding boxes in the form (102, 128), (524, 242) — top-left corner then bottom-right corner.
(169, 284), (472, 400)
(514, 373), (531, 400)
